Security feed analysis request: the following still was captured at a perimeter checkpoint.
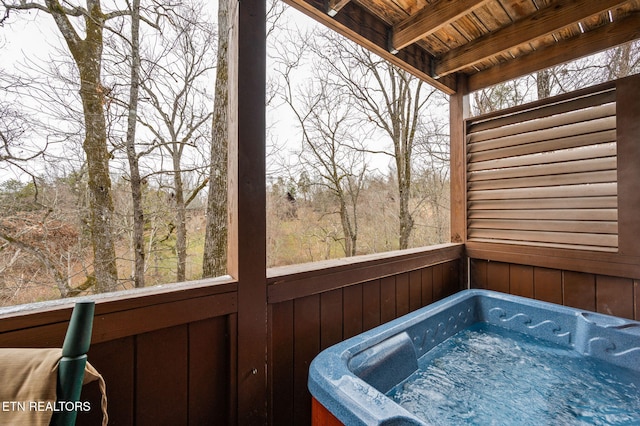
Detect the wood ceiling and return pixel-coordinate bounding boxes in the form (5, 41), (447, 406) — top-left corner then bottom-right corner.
(283, 0), (640, 94)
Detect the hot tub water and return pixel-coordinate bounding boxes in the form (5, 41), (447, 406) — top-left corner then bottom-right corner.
(388, 323), (640, 425)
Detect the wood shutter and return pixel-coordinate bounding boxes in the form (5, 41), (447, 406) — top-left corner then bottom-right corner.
(466, 87), (618, 252)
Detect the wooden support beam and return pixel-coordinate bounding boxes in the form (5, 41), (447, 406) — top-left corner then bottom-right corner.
(616, 73), (640, 258)
(227, 0), (268, 422)
(326, 0), (350, 17)
(391, 0), (490, 52)
(436, 0), (630, 79)
(283, 0), (457, 94)
(468, 12), (640, 92)
(449, 75), (469, 245)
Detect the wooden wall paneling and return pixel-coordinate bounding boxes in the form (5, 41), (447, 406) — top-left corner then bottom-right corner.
(0, 278), (236, 336)
(443, 260), (459, 296)
(227, 313), (238, 426)
(362, 279), (381, 331)
(267, 244), (464, 304)
(90, 292), (237, 344)
(343, 284), (363, 339)
(533, 267), (563, 305)
(380, 276), (396, 323)
(635, 280), (639, 321)
(188, 317), (230, 426)
(466, 241), (640, 280)
(77, 337), (135, 426)
(596, 275), (634, 319)
(470, 259), (488, 289)
(136, 326), (189, 426)
(509, 264), (534, 298)
(421, 267), (434, 306)
(293, 295), (320, 426)
(487, 261), (510, 293)
(320, 289), (344, 349)
(454, 260), (463, 293)
(395, 273), (410, 317)
(0, 322), (67, 348)
(563, 271), (596, 311)
(409, 270), (423, 311)
(432, 263), (444, 300)
(268, 301), (294, 425)
(615, 74), (640, 258)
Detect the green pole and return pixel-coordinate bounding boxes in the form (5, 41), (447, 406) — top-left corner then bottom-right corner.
(50, 301), (95, 426)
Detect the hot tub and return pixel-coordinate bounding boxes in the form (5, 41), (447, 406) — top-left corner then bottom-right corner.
(308, 289), (640, 425)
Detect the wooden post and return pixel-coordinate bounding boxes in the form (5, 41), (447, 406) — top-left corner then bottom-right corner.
(449, 76), (469, 289)
(449, 75), (469, 245)
(227, 0), (268, 422)
(615, 73), (640, 258)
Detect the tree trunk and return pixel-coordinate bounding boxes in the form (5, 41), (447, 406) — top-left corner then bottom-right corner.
(173, 152), (188, 282)
(536, 69), (552, 100)
(338, 195), (356, 257)
(203, 0), (229, 278)
(393, 75), (418, 250)
(609, 43), (633, 79)
(397, 169), (414, 250)
(79, 55), (119, 293)
(125, 0), (145, 288)
(47, 0), (119, 292)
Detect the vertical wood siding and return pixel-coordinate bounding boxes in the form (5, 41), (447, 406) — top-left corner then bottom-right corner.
(470, 259), (638, 321)
(77, 316), (234, 426)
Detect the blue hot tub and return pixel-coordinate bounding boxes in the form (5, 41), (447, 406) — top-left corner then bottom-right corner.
(308, 289), (640, 425)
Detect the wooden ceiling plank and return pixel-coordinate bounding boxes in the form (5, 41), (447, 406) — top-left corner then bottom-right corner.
(392, 0), (492, 52)
(436, 0), (631, 78)
(499, 0), (538, 22)
(473, 1), (511, 32)
(468, 11), (640, 91)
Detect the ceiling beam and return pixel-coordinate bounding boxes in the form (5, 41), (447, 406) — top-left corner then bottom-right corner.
(435, 0), (630, 79)
(391, 0), (491, 52)
(467, 12), (640, 92)
(326, 0), (351, 17)
(283, 0), (458, 93)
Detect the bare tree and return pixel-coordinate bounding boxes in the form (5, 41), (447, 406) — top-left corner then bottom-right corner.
(303, 29), (438, 249)
(412, 116), (450, 244)
(123, 0), (145, 287)
(283, 75), (367, 257)
(1, 0), (135, 292)
(202, 0), (229, 278)
(136, 2), (215, 282)
(0, 90), (45, 177)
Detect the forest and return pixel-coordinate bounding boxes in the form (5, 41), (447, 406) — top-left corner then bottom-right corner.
(0, 0), (638, 306)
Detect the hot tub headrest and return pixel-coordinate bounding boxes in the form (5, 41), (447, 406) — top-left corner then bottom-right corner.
(348, 332), (418, 394)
